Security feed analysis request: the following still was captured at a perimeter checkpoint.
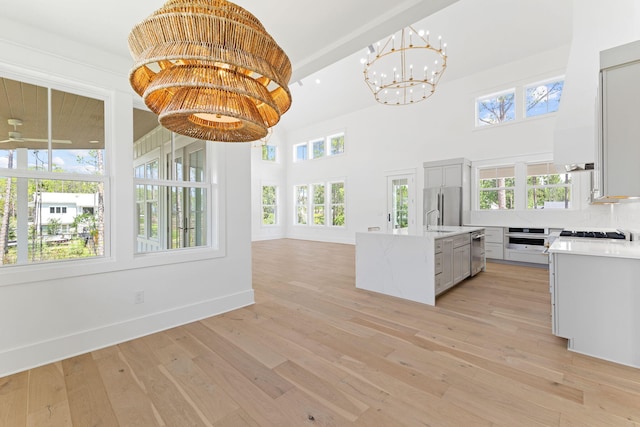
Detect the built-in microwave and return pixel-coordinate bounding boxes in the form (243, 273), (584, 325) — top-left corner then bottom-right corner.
(505, 227), (549, 252)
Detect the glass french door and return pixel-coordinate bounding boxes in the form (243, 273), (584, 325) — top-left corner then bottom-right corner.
(168, 141), (207, 249)
(386, 172), (416, 234)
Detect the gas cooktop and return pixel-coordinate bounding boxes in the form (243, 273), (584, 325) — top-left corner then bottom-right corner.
(559, 230), (626, 239)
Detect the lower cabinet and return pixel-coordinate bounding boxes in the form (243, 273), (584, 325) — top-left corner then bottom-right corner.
(435, 233), (471, 296)
(484, 226), (504, 260)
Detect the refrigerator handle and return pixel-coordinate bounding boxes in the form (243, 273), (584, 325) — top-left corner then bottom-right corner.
(438, 193), (442, 226)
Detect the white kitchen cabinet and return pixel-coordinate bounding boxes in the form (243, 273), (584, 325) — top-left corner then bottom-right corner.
(453, 244), (471, 283)
(435, 233), (470, 295)
(484, 226), (504, 260)
(551, 250), (640, 368)
(425, 163), (462, 188)
(599, 40), (640, 199)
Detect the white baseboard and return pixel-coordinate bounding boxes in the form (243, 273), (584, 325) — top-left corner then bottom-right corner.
(0, 290), (254, 377)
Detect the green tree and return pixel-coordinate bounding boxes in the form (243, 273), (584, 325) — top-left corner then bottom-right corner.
(0, 151), (14, 264)
(47, 218), (62, 236)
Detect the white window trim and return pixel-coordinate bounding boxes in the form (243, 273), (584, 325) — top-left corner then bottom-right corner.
(524, 75), (565, 120)
(293, 179), (346, 228)
(475, 88), (517, 128)
(260, 183), (278, 227)
(293, 130), (347, 163)
(472, 154), (579, 212)
(261, 144), (278, 163)
(328, 180), (346, 228)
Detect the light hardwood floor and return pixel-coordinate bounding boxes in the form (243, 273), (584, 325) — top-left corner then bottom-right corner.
(2, 239), (640, 426)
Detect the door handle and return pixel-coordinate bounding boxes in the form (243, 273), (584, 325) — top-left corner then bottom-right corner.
(388, 213), (391, 222)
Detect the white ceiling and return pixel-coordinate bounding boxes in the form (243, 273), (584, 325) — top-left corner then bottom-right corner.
(0, 0), (574, 134)
(0, 0), (458, 83)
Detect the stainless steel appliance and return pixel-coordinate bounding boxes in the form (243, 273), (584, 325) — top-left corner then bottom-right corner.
(504, 227), (551, 264)
(470, 230), (485, 276)
(423, 187), (462, 227)
(559, 230), (626, 239)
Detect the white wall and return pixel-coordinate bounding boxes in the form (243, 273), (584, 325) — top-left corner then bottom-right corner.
(251, 1), (640, 243)
(0, 21), (253, 376)
(276, 45), (574, 244)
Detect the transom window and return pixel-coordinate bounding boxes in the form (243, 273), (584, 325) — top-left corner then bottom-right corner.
(293, 132), (345, 162)
(262, 144), (277, 162)
(476, 90), (516, 127)
(525, 78), (564, 118)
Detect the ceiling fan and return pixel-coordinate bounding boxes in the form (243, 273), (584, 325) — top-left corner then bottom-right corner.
(0, 118), (72, 144)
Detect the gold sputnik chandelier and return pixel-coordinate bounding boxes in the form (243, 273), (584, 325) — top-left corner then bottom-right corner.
(128, 0), (292, 142)
(363, 25), (447, 105)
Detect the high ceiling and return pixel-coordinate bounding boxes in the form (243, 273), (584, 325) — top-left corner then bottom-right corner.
(0, 0), (574, 142)
(0, 0), (459, 83)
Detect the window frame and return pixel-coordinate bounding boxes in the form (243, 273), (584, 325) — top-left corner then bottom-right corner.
(261, 144), (277, 162)
(328, 132), (345, 156)
(475, 88), (516, 128)
(473, 156), (576, 212)
(526, 162), (572, 210)
(293, 179), (346, 228)
(477, 166), (516, 211)
(524, 76), (565, 119)
(0, 74), (110, 270)
(293, 131), (346, 162)
(261, 184), (278, 226)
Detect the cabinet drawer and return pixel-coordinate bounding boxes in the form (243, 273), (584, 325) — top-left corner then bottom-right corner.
(434, 253), (443, 274)
(485, 227), (504, 243)
(435, 239), (443, 253)
(485, 242), (504, 259)
(435, 273), (444, 294)
(452, 233), (470, 248)
(504, 250), (549, 265)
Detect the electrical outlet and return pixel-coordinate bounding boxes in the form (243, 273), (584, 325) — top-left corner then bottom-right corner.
(134, 290), (144, 304)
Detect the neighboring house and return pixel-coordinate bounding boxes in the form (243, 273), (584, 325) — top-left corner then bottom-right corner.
(32, 192), (99, 236)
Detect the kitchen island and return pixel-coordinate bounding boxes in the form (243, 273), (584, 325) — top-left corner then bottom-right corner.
(549, 238), (640, 368)
(355, 226), (484, 306)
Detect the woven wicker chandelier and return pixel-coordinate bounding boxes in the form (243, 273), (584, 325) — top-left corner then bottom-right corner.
(363, 26), (447, 105)
(128, 0), (292, 142)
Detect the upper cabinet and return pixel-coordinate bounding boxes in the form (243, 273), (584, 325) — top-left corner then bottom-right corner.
(423, 158), (470, 189)
(424, 158), (471, 223)
(598, 40), (640, 200)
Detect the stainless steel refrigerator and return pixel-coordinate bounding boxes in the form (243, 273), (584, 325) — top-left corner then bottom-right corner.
(423, 187), (462, 227)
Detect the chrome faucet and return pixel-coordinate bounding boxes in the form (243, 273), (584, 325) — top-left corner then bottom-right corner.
(425, 209), (440, 230)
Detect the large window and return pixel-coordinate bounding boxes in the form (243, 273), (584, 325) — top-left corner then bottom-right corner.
(0, 77), (106, 267)
(294, 185), (308, 225)
(330, 182), (345, 226)
(527, 162), (571, 209)
(312, 184), (326, 225)
(294, 180), (346, 227)
(478, 166), (515, 210)
(133, 112), (211, 253)
(261, 185), (277, 225)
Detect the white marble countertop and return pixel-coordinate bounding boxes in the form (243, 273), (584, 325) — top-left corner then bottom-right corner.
(549, 238), (640, 259)
(359, 226), (484, 239)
